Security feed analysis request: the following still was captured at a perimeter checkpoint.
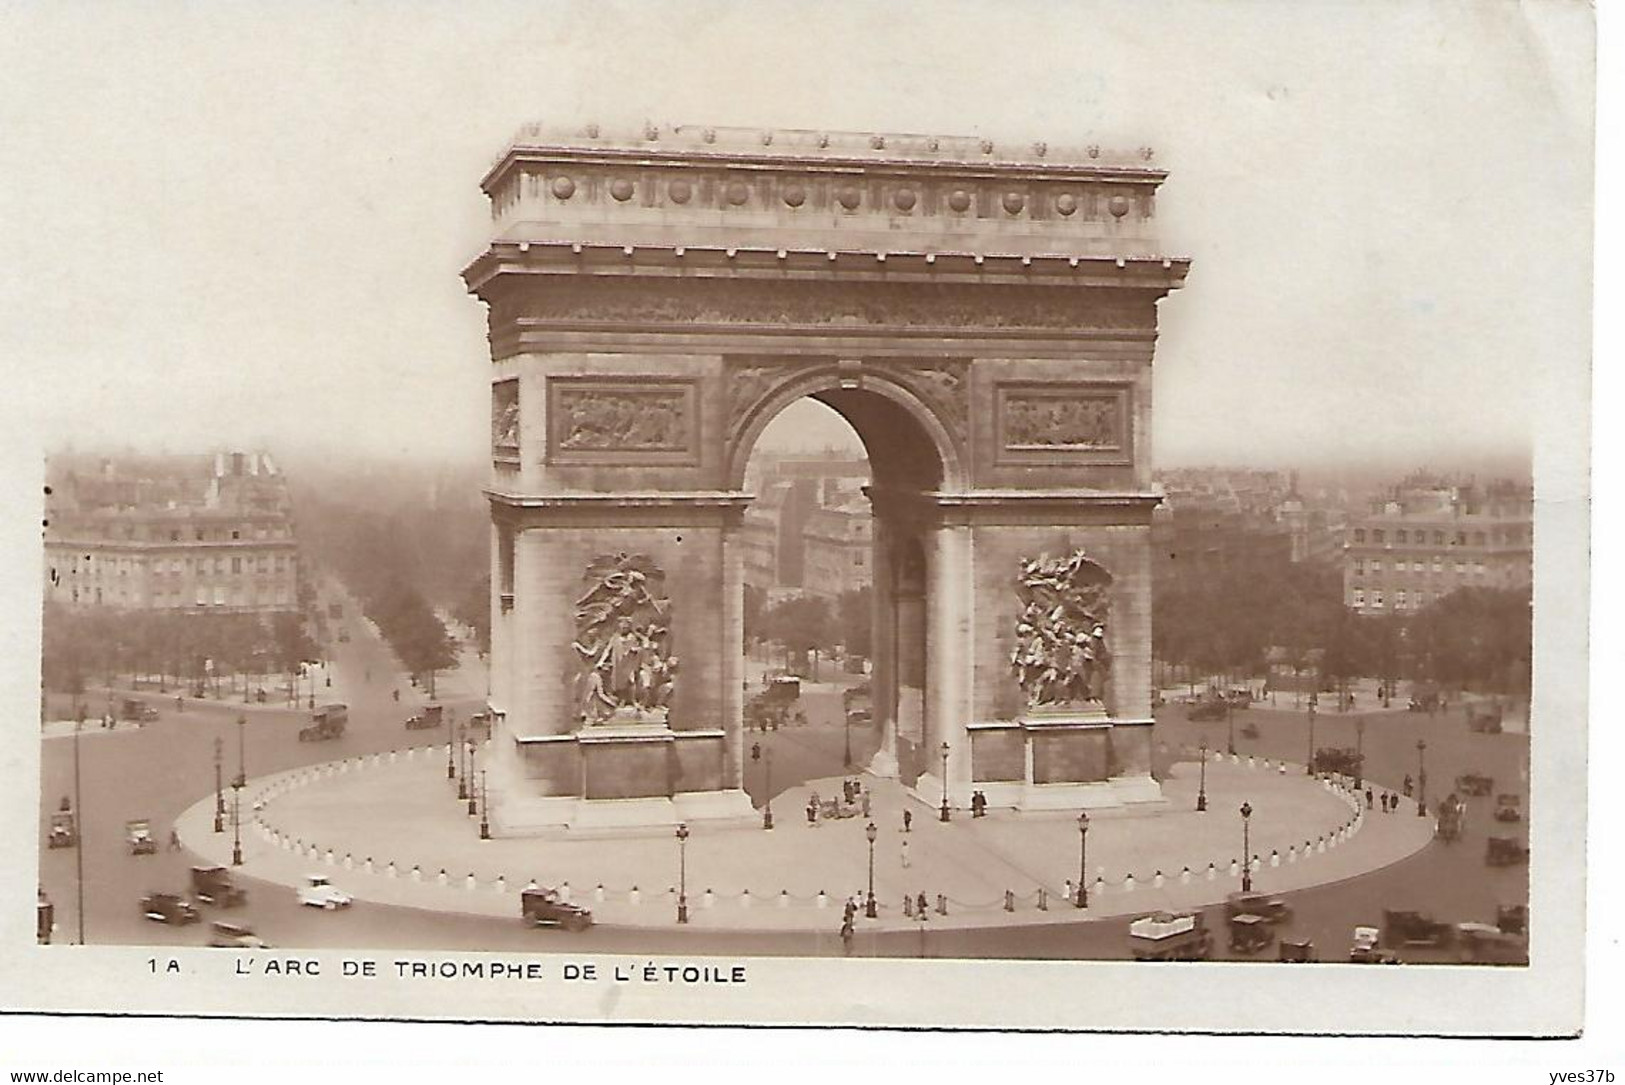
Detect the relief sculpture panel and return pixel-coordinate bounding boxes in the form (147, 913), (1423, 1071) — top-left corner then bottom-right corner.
(1010, 550), (1112, 710)
(546, 379), (699, 464)
(491, 379), (520, 461)
(995, 382), (1131, 466)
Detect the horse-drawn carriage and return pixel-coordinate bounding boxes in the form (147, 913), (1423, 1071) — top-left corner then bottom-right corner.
(1435, 795), (1466, 842)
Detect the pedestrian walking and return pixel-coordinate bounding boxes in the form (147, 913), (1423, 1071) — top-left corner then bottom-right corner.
(167, 829), (182, 852)
(807, 801), (818, 827)
(902, 809), (912, 833)
(900, 837), (911, 869)
(1365, 787), (1374, 809)
(840, 917), (855, 956)
(916, 891), (928, 917)
(861, 791), (871, 818)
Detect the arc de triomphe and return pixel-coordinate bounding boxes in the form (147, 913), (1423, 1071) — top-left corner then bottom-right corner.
(462, 124), (1189, 833)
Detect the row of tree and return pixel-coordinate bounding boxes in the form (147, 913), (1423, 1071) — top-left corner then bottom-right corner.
(1152, 557), (1531, 696)
(743, 586), (872, 674)
(41, 603), (320, 700)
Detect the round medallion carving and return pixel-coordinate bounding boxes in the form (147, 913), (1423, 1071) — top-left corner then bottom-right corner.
(669, 180), (692, 204)
(725, 182), (750, 206)
(893, 189), (917, 212)
(837, 186), (861, 210)
(1108, 194), (1131, 219)
(1055, 192), (1078, 216)
(948, 190), (972, 213)
(609, 178), (634, 202)
(782, 184), (806, 208)
(551, 175), (576, 200)
(1002, 191), (1026, 215)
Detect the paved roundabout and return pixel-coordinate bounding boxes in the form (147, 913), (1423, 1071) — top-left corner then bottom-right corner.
(177, 744), (1434, 932)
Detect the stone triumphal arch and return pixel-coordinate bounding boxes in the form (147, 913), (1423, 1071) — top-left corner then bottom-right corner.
(463, 124), (1189, 833)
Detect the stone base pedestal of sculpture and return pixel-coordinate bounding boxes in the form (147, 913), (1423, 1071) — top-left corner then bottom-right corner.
(957, 709), (1164, 813)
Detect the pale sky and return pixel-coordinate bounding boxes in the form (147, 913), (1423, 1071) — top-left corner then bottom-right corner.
(0, 0), (1592, 470)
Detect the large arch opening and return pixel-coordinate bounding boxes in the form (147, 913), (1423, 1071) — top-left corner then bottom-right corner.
(735, 382), (954, 806)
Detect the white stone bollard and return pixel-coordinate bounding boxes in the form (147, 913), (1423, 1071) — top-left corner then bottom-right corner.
(1231, 753), (1239, 765)
(1094, 876), (1106, 898)
(1317, 838), (1327, 854)
(1278, 764), (1286, 775)
(389, 750), (398, 764)
(816, 891), (828, 909)
(1063, 879), (1073, 903)
(1229, 859), (1239, 878)
(560, 882), (571, 903)
(1247, 756), (1256, 769)
(1287, 846), (1297, 864)
(1181, 867), (1192, 885)
(324, 849), (334, 866)
(1153, 871), (1164, 889)
(364, 858), (374, 875)
(741, 889), (752, 908)
(779, 890), (790, 908)
(495, 876), (505, 893)
(344, 853), (354, 869)
(595, 884), (605, 903)
(703, 889), (714, 909)
(1270, 850), (1280, 868)
(387, 862), (397, 879)
(629, 886), (640, 906)
(1206, 863), (1216, 881)
(466, 874), (476, 891)
(412, 865), (422, 882)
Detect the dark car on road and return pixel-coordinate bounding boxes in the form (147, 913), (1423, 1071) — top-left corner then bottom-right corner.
(1224, 891), (1293, 924)
(521, 887), (593, 932)
(1382, 909), (1454, 948)
(190, 865), (248, 907)
(141, 893), (200, 925)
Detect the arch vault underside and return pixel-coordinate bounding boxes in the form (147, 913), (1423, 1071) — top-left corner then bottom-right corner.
(464, 125), (1190, 832)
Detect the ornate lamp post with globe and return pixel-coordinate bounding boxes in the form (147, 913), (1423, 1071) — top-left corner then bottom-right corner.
(1197, 738), (1209, 812)
(1239, 801), (1254, 892)
(1075, 811), (1090, 908)
(675, 822), (690, 924)
(938, 742), (951, 823)
(864, 821), (878, 918)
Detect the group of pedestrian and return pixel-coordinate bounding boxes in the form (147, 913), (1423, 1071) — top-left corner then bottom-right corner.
(970, 790), (990, 818)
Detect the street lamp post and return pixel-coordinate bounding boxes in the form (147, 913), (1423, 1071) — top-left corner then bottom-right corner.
(751, 742), (773, 830)
(467, 741), (478, 816)
(479, 770), (490, 839)
(73, 717), (85, 945)
(1306, 699), (1317, 775)
(865, 821), (878, 918)
(1075, 811), (1090, 908)
(1240, 801), (1254, 893)
(1226, 699), (1236, 755)
(213, 737), (225, 834)
(938, 742), (951, 822)
(1196, 739), (1208, 812)
(446, 717), (457, 780)
(231, 780), (243, 866)
(235, 715), (246, 789)
(675, 822), (690, 924)
(843, 709), (853, 770)
(457, 724), (468, 800)
(1416, 739), (1428, 818)
(1354, 718), (1366, 790)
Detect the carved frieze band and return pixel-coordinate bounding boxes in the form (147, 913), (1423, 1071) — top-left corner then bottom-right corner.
(546, 378), (700, 465)
(492, 279), (1154, 337)
(995, 382), (1132, 466)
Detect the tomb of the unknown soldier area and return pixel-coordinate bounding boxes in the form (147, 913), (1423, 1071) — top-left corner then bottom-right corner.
(462, 124), (1191, 832)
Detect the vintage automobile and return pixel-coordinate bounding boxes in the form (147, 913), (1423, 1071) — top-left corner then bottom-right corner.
(1454, 773), (1494, 797)
(141, 893), (201, 925)
(1436, 796), (1466, 842)
(1349, 926), (1400, 964)
(36, 890), (55, 945)
(1227, 913), (1274, 956)
(1129, 911), (1213, 961)
(190, 865), (248, 908)
(1382, 909), (1454, 948)
(1312, 747), (1363, 777)
(1486, 836), (1529, 866)
(762, 673), (801, 703)
(297, 873), (353, 910)
(300, 703), (348, 743)
(1497, 904), (1528, 936)
(1493, 794), (1523, 823)
(1467, 703), (1504, 734)
(207, 921), (270, 949)
(47, 801), (77, 850)
(520, 886), (594, 932)
(126, 819), (157, 855)
(405, 704), (445, 731)
(1278, 939), (1316, 963)
(1224, 891), (1293, 924)
(1186, 700), (1228, 723)
(120, 698), (159, 723)
(1454, 922), (1528, 965)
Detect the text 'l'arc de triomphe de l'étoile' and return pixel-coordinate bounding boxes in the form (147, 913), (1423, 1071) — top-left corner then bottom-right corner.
(462, 123), (1189, 834)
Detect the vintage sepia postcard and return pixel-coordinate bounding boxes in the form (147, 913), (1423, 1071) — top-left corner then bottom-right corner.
(0, 0), (1596, 1040)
